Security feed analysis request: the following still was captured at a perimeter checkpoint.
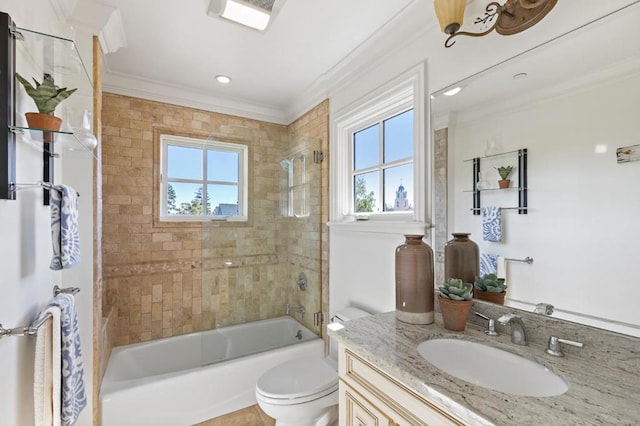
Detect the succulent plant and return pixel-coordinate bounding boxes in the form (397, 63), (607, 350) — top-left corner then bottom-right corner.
(15, 73), (77, 115)
(496, 165), (514, 180)
(439, 278), (473, 301)
(474, 273), (507, 293)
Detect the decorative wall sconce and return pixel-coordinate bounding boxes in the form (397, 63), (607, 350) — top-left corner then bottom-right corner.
(434, 0), (557, 47)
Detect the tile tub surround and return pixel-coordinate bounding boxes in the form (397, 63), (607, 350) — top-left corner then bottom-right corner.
(330, 311), (640, 425)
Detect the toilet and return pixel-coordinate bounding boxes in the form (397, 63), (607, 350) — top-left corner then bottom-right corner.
(255, 307), (371, 426)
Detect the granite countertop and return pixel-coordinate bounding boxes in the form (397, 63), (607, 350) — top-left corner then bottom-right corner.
(330, 311), (640, 426)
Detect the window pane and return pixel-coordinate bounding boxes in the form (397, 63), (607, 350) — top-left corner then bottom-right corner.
(354, 171), (379, 213)
(167, 182), (207, 215)
(384, 164), (413, 212)
(383, 109), (413, 163)
(354, 124), (379, 171)
(167, 145), (202, 179)
(208, 184), (239, 216)
(207, 150), (239, 182)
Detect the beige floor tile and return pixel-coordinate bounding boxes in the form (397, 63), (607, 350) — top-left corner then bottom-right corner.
(193, 405), (274, 426)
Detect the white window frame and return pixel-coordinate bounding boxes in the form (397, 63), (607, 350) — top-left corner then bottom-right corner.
(330, 63), (430, 228)
(159, 134), (248, 222)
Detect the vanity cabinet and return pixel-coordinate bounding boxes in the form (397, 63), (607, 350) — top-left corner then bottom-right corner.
(338, 345), (465, 426)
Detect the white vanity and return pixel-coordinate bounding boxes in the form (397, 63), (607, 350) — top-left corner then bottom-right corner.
(331, 311), (640, 426)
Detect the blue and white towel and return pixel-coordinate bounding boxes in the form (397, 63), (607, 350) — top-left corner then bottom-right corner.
(482, 206), (502, 242)
(480, 253), (498, 276)
(35, 293), (87, 426)
(50, 185), (80, 270)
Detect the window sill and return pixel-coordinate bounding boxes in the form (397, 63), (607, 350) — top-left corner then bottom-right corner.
(327, 220), (431, 235)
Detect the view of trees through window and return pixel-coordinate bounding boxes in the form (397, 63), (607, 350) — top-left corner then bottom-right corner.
(353, 109), (414, 213)
(161, 136), (244, 219)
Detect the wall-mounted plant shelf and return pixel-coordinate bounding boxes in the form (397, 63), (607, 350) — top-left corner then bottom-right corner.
(464, 148), (528, 215)
(2, 13), (94, 205)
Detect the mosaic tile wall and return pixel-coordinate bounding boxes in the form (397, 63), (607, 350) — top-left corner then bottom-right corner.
(101, 94), (329, 346)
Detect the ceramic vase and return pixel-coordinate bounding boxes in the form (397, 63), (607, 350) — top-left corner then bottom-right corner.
(395, 235), (434, 324)
(444, 233), (479, 285)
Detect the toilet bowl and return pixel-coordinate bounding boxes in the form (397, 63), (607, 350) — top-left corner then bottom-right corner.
(255, 307), (370, 426)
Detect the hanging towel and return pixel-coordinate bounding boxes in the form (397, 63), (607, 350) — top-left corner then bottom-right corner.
(50, 185), (80, 270)
(34, 311), (61, 426)
(34, 294), (87, 426)
(480, 253), (498, 276)
(482, 206), (502, 242)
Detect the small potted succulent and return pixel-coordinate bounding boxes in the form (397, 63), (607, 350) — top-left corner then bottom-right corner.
(495, 165), (514, 188)
(438, 278), (473, 331)
(474, 273), (507, 305)
(15, 73), (77, 133)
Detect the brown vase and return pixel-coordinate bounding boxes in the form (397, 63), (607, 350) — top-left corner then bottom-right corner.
(444, 233), (479, 285)
(395, 235), (434, 325)
(498, 179), (510, 188)
(438, 296), (473, 331)
(25, 112), (62, 134)
(474, 290), (506, 305)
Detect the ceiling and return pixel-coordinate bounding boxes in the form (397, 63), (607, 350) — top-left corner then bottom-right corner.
(85, 0), (419, 123)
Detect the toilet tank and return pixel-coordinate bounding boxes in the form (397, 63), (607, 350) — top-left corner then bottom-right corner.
(328, 307), (371, 364)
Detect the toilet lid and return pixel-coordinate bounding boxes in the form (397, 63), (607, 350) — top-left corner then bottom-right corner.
(256, 357), (338, 400)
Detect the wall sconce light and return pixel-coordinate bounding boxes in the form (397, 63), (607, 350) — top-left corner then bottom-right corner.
(434, 0), (557, 48)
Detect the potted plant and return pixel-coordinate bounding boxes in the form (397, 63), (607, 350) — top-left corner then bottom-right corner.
(15, 73), (77, 133)
(438, 278), (473, 331)
(495, 165), (514, 188)
(474, 273), (507, 305)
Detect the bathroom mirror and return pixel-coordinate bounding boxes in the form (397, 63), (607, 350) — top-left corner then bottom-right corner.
(431, 2), (640, 337)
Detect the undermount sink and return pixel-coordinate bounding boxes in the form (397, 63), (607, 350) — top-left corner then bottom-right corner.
(417, 338), (568, 397)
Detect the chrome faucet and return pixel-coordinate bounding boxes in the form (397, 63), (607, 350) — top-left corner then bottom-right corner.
(286, 304), (305, 316)
(497, 313), (528, 345)
(545, 335), (583, 357)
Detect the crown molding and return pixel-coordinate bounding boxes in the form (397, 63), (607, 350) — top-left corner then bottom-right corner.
(102, 71), (289, 124)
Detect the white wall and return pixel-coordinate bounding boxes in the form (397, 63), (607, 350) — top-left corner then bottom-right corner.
(450, 73), (640, 330)
(328, 0), (638, 317)
(0, 1), (94, 425)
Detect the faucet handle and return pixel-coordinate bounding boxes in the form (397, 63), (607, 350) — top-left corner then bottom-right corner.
(545, 335), (584, 357)
(474, 312), (498, 336)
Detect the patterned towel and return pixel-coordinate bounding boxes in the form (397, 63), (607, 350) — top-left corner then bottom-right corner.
(480, 253), (498, 276)
(482, 206), (502, 242)
(50, 186), (80, 270)
(37, 294), (87, 426)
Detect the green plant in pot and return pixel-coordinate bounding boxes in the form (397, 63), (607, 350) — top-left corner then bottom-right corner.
(474, 273), (507, 305)
(438, 278), (473, 331)
(495, 165), (514, 188)
(15, 73), (77, 133)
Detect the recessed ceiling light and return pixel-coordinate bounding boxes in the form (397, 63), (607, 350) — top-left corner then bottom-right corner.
(513, 72), (528, 80)
(443, 87), (462, 96)
(215, 75), (232, 84)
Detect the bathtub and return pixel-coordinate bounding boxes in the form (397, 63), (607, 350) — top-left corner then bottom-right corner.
(101, 316), (323, 426)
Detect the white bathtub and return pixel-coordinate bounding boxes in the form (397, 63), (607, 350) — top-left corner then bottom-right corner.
(101, 316), (323, 426)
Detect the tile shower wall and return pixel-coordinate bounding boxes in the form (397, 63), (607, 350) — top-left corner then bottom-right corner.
(102, 94), (329, 346)
(102, 93), (289, 345)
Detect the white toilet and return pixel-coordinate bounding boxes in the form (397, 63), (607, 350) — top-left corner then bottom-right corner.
(255, 307), (371, 426)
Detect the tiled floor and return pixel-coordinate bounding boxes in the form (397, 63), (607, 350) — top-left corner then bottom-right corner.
(194, 405), (275, 426)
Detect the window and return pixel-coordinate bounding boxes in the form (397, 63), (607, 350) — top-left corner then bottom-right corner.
(159, 134), (248, 221)
(353, 109), (414, 213)
(330, 63), (428, 225)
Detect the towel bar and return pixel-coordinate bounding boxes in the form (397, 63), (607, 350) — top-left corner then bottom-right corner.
(504, 256), (534, 264)
(0, 285), (80, 339)
(8, 181), (80, 197)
